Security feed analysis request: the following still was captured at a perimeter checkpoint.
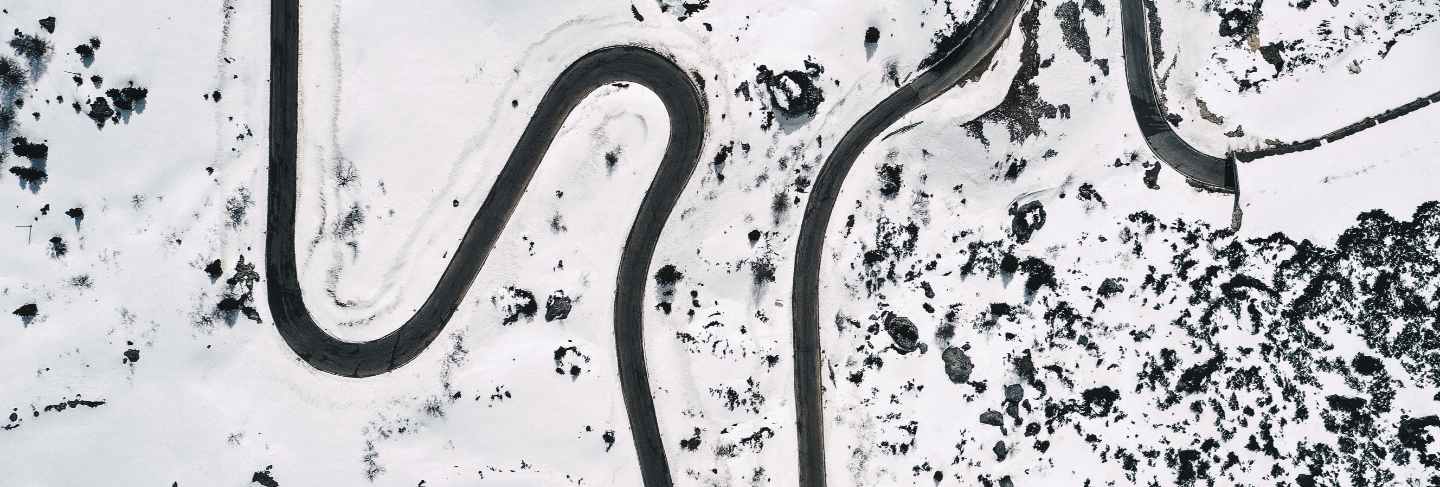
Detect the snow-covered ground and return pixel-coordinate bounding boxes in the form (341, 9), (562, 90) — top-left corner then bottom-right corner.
(1153, 0), (1440, 154)
(2, 1), (1437, 486)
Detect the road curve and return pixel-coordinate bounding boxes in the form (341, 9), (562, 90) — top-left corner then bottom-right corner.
(267, 0), (705, 485)
(789, 2), (1029, 486)
(1120, 0), (1239, 193)
(1122, 0), (1440, 178)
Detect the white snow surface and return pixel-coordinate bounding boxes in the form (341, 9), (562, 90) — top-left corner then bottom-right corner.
(2, 0), (1438, 486)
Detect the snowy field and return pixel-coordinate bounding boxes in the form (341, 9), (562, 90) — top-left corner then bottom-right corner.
(2, 0), (1438, 486)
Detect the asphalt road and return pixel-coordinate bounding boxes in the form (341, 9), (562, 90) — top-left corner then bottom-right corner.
(788, 1), (1029, 486)
(1120, 0), (1239, 193)
(267, 0), (704, 485)
(265, 0), (1302, 485)
(269, 1), (1026, 482)
(1123, 0), (1438, 185)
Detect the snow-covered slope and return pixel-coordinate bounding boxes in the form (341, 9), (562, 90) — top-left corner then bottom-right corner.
(2, 1), (1436, 486)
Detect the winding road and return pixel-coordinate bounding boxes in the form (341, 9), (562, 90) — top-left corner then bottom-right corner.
(262, 0), (1436, 485)
(1120, 0), (1239, 193)
(788, 1), (1028, 486)
(269, 0), (1028, 484)
(267, 0), (703, 485)
(1121, 0), (1439, 180)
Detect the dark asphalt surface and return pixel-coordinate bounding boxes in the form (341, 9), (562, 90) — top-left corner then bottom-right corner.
(1120, 0), (1239, 193)
(265, 0), (1430, 484)
(1123, 0), (1438, 177)
(789, 2), (1029, 486)
(267, 1), (704, 485)
(270, 1), (1026, 484)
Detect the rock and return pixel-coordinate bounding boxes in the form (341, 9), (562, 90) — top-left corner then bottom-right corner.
(1325, 395), (1367, 412)
(544, 292), (573, 321)
(941, 346), (974, 383)
(13, 303), (38, 317)
(1009, 201), (1047, 244)
(204, 259), (224, 279)
(1097, 277), (1125, 298)
(653, 264), (684, 285)
(497, 287), (537, 325)
(883, 313), (919, 354)
(1004, 383), (1024, 403)
(1351, 353), (1383, 375)
(755, 62), (825, 119)
(1081, 386), (1120, 417)
(1176, 351), (1225, 393)
(10, 137), (47, 159)
(877, 163), (902, 198)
